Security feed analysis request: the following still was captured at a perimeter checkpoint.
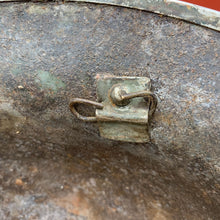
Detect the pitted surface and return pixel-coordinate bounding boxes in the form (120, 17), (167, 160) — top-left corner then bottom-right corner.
(0, 2), (219, 219)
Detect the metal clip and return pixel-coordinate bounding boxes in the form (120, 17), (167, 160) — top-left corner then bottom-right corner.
(69, 75), (157, 143)
(69, 98), (103, 122)
(109, 84), (157, 117)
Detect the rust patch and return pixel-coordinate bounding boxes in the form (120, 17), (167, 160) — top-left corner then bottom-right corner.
(53, 192), (92, 219)
(15, 178), (24, 186)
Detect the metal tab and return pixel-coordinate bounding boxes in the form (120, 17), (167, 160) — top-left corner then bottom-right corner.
(96, 75), (157, 143)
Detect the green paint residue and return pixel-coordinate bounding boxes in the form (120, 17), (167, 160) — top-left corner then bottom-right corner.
(35, 70), (65, 92)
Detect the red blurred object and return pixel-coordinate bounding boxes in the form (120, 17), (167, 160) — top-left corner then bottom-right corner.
(178, 0), (220, 11)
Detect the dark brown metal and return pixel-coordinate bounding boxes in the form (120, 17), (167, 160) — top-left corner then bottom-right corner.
(1, 3), (220, 219)
(69, 98), (104, 122)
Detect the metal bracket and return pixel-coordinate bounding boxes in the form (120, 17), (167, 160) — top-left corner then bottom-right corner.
(69, 75), (157, 143)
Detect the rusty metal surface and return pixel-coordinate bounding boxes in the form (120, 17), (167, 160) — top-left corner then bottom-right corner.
(95, 75), (157, 142)
(70, 0), (220, 31)
(0, 0), (220, 31)
(2, 0), (220, 31)
(69, 98), (104, 122)
(0, 2), (220, 219)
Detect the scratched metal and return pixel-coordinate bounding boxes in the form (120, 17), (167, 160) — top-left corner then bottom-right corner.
(0, 2), (219, 220)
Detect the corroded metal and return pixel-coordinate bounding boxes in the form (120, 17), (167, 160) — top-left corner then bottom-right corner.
(96, 75), (157, 142)
(70, 0), (220, 31)
(70, 75), (157, 142)
(0, 1), (219, 31)
(0, 2), (219, 219)
(69, 98), (104, 122)
(112, 89), (157, 116)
